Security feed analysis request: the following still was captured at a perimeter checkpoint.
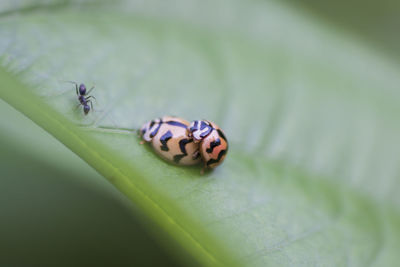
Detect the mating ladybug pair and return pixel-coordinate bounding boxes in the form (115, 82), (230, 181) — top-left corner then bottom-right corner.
(140, 116), (228, 173)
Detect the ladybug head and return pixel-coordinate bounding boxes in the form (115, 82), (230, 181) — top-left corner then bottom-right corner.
(140, 118), (162, 142)
(188, 120), (213, 142)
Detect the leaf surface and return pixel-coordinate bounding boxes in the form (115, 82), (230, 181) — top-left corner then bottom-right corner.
(1, 0), (400, 266)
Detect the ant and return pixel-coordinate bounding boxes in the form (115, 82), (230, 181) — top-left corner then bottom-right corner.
(67, 81), (96, 115)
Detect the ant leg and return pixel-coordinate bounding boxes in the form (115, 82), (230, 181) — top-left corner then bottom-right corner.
(85, 95), (97, 102)
(61, 80), (79, 95)
(87, 100), (94, 110)
(75, 103), (81, 110)
(86, 86), (95, 95)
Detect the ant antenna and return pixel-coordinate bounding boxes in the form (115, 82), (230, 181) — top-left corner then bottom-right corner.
(60, 80), (79, 86)
(86, 85), (96, 95)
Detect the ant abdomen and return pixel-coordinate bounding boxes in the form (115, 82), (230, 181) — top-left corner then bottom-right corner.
(83, 104), (90, 115)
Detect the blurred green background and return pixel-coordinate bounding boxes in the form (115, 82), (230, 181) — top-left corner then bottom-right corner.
(1, 0), (400, 266)
(0, 100), (179, 266)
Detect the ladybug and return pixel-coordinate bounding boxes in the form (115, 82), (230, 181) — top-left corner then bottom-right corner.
(139, 116), (201, 165)
(187, 120), (228, 173)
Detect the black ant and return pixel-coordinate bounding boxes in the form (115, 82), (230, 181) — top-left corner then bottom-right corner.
(67, 81), (96, 115)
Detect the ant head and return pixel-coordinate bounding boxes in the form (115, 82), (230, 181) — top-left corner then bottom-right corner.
(83, 104), (90, 115)
(79, 84), (86, 95)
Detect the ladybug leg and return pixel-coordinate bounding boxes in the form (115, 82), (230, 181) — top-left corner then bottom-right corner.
(200, 164), (209, 175)
(192, 149), (200, 160)
(140, 140), (146, 145)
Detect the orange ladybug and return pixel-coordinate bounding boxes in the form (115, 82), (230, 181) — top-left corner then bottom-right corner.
(139, 116), (201, 166)
(187, 120), (228, 173)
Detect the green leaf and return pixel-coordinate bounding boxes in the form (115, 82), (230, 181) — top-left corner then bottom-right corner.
(0, 99), (179, 266)
(1, 0), (400, 266)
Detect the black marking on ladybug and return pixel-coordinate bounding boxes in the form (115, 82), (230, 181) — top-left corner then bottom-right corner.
(190, 120), (199, 132)
(217, 129), (227, 142)
(200, 127), (213, 138)
(160, 130), (173, 151)
(206, 138), (221, 153)
(197, 121), (213, 138)
(206, 149), (227, 166)
(150, 121), (162, 138)
(173, 138), (193, 163)
(200, 121), (208, 129)
(166, 120), (187, 129)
